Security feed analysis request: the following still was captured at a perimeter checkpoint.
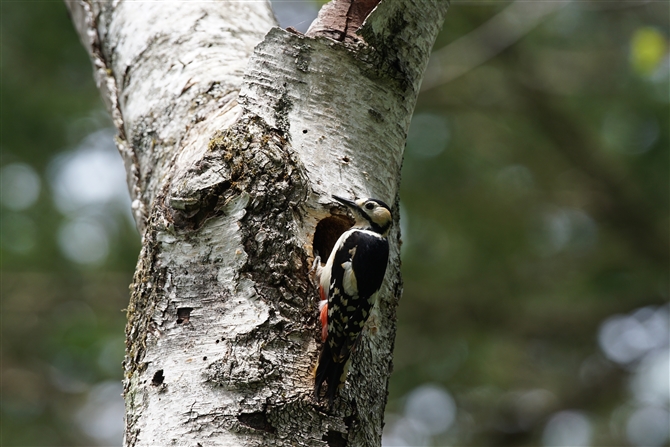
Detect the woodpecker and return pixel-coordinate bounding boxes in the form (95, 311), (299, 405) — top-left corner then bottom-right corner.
(314, 195), (392, 404)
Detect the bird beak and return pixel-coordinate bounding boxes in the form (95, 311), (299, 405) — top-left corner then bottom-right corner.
(332, 195), (357, 209)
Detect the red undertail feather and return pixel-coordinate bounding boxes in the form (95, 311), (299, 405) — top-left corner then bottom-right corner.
(318, 285), (328, 342)
(319, 301), (328, 342)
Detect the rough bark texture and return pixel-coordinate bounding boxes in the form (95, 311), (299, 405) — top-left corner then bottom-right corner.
(65, 0), (448, 445)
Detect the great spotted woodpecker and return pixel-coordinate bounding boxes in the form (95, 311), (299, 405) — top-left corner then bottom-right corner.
(314, 195), (392, 404)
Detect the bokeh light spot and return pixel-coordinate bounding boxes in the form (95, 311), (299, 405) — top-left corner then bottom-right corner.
(630, 27), (668, 76)
(599, 306), (668, 365)
(406, 113), (450, 159)
(1, 163), (41, 210)
(75, 381), (124, 446)
(58, 217), (110, 265)
(405, 384), (456, 436)
(626, 406), (670, 447)
(631, 348), (670, 406)
(49, 128), (129, 215)
(533, 207), (597, 256)
(496, 164), (534, 195)
(542, 410), (592, 447)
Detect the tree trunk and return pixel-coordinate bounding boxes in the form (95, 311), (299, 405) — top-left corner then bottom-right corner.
(65, 0), (448, 445)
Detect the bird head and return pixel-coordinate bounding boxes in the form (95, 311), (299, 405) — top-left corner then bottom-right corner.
(333, 195), (393, 236)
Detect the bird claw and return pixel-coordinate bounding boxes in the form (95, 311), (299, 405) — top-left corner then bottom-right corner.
(310, 254), (321, 275)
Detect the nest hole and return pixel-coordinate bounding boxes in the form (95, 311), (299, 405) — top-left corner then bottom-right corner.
(313, 215), (354, 261)
(176, 307), (193, 324)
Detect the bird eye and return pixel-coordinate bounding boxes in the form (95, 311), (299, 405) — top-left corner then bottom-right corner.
(365, 202), (375, 210)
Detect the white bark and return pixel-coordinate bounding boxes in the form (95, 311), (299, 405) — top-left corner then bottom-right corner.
(66, 0), (447, 445)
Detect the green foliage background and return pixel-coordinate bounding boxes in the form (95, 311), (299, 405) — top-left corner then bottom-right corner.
(2, 2), (668, 446)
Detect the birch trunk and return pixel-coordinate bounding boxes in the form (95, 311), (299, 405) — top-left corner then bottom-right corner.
(65, 0), (448, 445)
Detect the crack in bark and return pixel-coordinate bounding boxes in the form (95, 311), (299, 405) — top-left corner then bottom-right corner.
(238, 411), (277, 434)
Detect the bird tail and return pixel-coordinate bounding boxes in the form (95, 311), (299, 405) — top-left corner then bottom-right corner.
(314, 343), (348, 405)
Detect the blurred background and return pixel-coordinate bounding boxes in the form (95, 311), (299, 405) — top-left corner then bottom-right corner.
(1, 1), (668, 446)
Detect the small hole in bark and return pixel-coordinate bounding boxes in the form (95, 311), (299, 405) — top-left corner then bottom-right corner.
(176, 307), (193, 324)
(341, 156), (350, 163)
(215, 339), (219, 343)
(313, 215), (354, 260)
(238, 411), (276, 433)
(344, 415), (355, 430)
(151, 369), (164, 386)
(203, 356), (207, 361)
(323, 430), (347, 447)
(302, 129), (308, 134)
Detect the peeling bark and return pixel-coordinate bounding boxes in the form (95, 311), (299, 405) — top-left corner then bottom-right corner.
(65, 0), (448, 445)
(305, 0), (381, 42)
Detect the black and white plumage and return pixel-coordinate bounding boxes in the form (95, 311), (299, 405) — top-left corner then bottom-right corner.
(314, 195), (392, 404)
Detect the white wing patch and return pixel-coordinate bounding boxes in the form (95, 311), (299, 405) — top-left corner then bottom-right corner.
(341, 260), (358, 297)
